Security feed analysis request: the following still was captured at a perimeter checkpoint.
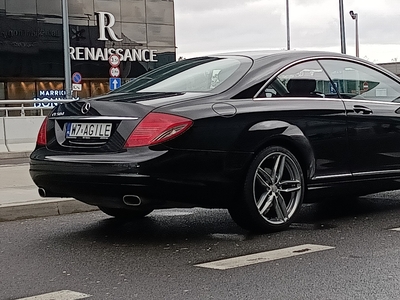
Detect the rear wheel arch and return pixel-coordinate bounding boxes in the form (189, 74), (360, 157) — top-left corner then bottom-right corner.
(259, 136), (313, 180)
(246, 121), (315, 180)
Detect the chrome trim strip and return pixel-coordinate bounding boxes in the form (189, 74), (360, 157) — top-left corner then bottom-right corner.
(50, 116), (139, 121)
(312, 173), (352, 180)
(307, 186), (328, 191)
(254, 96), (342, 101)
(313, 169), (400, 181)
(68, 141), (107, 146)
(340, 99), (400, 106)
(353, 170), (400, 177)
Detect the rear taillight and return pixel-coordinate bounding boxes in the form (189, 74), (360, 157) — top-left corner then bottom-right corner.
(124, 112), (193, 148)
(36, 117), (48, 146)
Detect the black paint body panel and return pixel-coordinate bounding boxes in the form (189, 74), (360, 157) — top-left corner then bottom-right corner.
(30, 51), (400, 209)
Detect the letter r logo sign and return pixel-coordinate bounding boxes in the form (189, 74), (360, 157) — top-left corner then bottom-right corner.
(96, 11), (123, 42)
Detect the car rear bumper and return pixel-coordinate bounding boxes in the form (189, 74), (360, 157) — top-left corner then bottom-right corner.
(30, 147), (251, 209)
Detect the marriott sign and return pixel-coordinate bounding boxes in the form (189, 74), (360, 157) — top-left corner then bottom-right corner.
(69, 12), (157, 63)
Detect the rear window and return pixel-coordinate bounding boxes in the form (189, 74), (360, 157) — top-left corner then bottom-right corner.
(111, 56), (252, 94)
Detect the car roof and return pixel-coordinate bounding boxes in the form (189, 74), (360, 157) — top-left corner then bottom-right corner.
(215, 49), (357, 61)
(213, 49), (400, 81)
(205, 49), (400, 96)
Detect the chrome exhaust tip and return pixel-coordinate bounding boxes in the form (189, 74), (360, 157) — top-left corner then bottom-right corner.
(123, 195), (142, 206)
(38, 188), (46, 198)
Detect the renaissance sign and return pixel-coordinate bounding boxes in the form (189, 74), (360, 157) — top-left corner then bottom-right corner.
(70, 47), (157, 62)
(69, 12), (157, 63)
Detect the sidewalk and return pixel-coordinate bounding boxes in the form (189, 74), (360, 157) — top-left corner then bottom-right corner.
(0, 157), (98, 222)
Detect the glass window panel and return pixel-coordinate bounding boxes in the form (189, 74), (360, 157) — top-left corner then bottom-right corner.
(0, 82), (5, 99)
(115, 57), (250, 94)
(146, 48), (176, 70)
(37, 0), (62, 16)
(39, 16), (63, 25)
(320, 59), (400, 102)
(146, 0), (174, 25)
(150, 47), (176, 54)
(122, 22), (147, 45)
(6, 0), (36, 15)
(147, 24), (175, 47)
(69, 18), (96, 27)
(94, 0), (121, 21)
(121, 0), (145, 23)
(0, 0), (5, 10)
(7, 81), (35, 100)
(264, 60), (333, 98)
(141, 59), (241, 93)
(91, 81), (109, 97)
(74, 81), (91, 99)
(68, 0), (94, 19)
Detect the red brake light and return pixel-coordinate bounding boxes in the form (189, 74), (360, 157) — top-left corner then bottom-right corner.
(36, 117), (48, 146)
(124, 112), (193, 148)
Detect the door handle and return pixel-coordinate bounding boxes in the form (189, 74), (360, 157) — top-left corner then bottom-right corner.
(353, 105), (373, 115)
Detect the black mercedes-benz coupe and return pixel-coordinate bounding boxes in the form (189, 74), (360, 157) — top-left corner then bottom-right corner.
(30, 50), (400, 232)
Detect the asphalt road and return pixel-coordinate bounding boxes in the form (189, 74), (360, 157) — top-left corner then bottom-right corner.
(2, 193), (400, 300)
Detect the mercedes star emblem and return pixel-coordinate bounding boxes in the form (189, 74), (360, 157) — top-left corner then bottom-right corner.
(81, 102), (91, 114)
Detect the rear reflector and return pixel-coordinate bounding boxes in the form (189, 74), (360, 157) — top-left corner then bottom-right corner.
(36, 117), (48, 146)
(124, 112), (193, 148)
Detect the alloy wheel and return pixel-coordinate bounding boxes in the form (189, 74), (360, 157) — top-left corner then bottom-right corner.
(252, 150), (303, 225)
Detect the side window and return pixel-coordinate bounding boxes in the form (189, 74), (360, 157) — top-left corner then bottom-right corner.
(319, 59), (400, 102)
(259, 60), (335, 98)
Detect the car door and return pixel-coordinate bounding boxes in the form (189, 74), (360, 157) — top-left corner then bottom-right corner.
(319, 59), (400, 174)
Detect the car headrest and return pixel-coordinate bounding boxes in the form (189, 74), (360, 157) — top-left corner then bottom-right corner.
(287, 79), (316, 95)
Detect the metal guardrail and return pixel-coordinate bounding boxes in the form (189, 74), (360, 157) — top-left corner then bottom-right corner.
(0, 100), (77, 117)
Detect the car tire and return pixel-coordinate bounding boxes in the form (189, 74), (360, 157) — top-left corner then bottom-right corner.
(229, 146), (304, 232)
(98, 206), (154, 219)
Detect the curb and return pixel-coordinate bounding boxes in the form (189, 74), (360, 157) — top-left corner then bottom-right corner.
(0, 199), (99, 222)
(0, 151), (31, 160)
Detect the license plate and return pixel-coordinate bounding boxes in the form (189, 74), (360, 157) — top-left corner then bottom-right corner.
(66, 122), (112, 139)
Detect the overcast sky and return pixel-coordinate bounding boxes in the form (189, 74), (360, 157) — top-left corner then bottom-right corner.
(174, 0), (400, 63)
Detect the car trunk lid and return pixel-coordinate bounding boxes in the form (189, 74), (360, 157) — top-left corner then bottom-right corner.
(44, 92), (205, 152)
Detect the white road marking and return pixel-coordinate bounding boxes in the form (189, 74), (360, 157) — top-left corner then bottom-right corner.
(151, 209), (193, 216)
(195, 244), (335, 270)
(390, 227), (400, 231)
(16, 290), (91, 300)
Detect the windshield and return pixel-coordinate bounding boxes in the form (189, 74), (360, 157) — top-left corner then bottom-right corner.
(111, 56), (252, 94)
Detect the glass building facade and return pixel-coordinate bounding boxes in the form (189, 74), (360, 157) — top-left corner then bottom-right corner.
(0, 0), (176, 109)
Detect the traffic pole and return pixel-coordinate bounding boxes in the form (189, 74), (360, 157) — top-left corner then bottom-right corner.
(339, 0), (346, 54)
(286, 0), (290, 50)
(62, 0), (72, 99)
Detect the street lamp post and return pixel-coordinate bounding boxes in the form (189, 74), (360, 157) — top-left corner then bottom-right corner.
(339, 0), (346, 54)
(286, 0), (290, 50)
(349, 10), (359, 57)
(62, 0), (72, 99)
